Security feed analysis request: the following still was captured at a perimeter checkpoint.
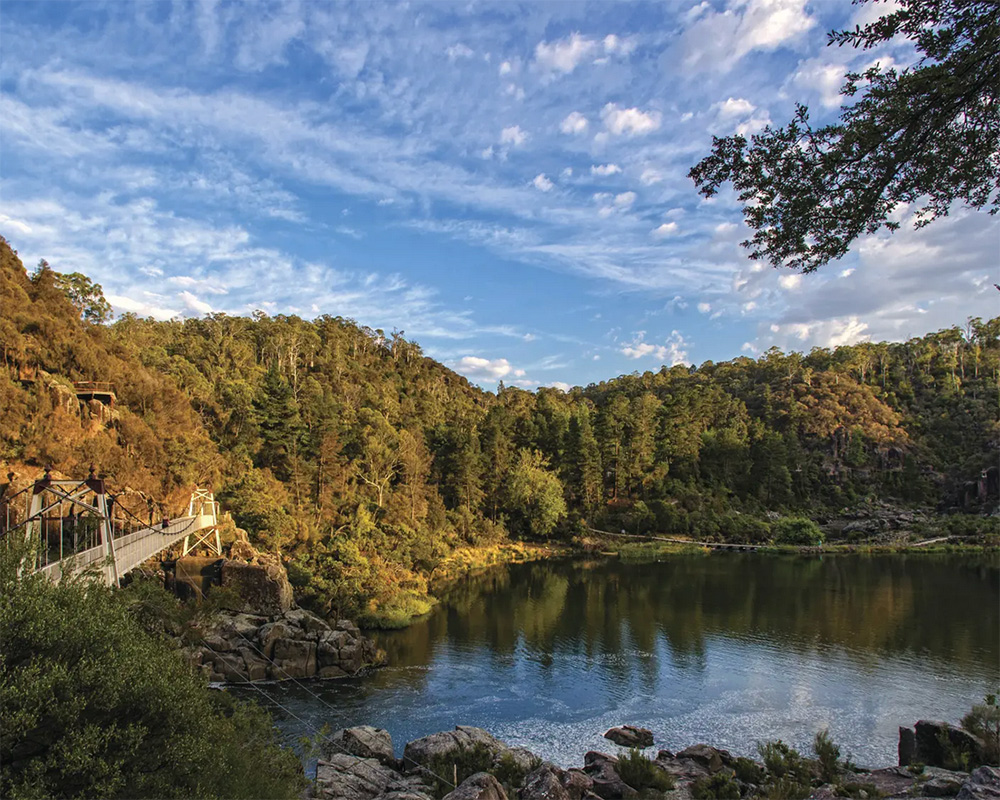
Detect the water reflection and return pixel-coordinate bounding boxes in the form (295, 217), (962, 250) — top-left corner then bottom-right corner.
(238, 554), (998, 769)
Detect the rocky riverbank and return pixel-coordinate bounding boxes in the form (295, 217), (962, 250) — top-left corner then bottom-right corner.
(185, 607), (386, 683)
(307, 723), (1000, 800)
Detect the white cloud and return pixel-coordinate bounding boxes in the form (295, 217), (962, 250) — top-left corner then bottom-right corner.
(500, 125), (528, 146)
(778, 273), (802, 290)
(682, 0), (816, 72)
(591, 163), (622, 176)
(716, 97), (756, 118)
(560, 111), (589, 135)
(736, 111), (772, 135)
(601, 103), (661, 136)
(621, 330), (690, 365)
(614, 191), (636, 208)
(178, 290), (213, 315)
(454, 355), (518, 380)
(499, 60), (512, 75)
(446, 43), (474, 61)
(652, 222), (678, 238)
(790, 59), (847, 108)
(603, 34), (637, 56)
(640, 168), (664, 185)
(698, 302), (712, 313)
(532, 173), (554, 192)
(535, 32), (598, 74)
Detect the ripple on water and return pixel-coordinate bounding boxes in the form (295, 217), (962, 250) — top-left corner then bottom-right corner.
(248, 555), (997, 768)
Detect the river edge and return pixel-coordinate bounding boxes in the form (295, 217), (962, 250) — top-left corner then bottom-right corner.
(307, 723), (1000, 800)
(371, 533), (998, 631)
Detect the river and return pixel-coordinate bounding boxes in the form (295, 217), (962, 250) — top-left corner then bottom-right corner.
(233, 552), (998, 768)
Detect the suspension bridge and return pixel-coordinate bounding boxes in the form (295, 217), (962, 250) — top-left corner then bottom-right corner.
(1, 470), (221, 585)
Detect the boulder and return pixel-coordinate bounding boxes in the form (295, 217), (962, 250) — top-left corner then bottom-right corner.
(221, 558), (293, 616)
(326, 727), (396, 767)
(915, 721), (987, 768)
(258, 620), (296, 659)
(521, 765), (570, 800)
(236, 647), (268, 682)
(286, 607), (333, 635)
(220, 613), (268, 640)
(211, 652), (250, 682)
(582, 753), (636, 800)
(403, 726), (507, 771)
(319, 666), (351, 679)
(900, 726), (917, 765)
(314, 754), (400, 800)
(922, 773), (966, 797)
(496, 746), (539, 774)
(957, 766), (1000, 799)
(202, 633), (236, 653)
(378, 776), (437, 800)
(604, 726), (654, 749)
(340, 644), (364, 674)
(676, 744), (731, 773)
(271, 638), (316, 679)
(561, 769), (594, 800)
(442, 773), (507, 800)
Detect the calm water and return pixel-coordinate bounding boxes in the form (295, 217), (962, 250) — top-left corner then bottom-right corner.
(234, 553), (999, 768)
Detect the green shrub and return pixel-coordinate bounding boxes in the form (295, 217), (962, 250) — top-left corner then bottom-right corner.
(757, 740), (812, 799)
(616, 749), (676, 793)
(835, 782), (883, 799)
(690, 771), (740, 799)
(813, 729), (841, 783)
(492, 750), (541, 795)
(733, 756), (765, 784)
(962, 693), (1000, 766)
(425, 743), (494, 799)
(772, 517), (824, 545)
(0, 549), (305, 800)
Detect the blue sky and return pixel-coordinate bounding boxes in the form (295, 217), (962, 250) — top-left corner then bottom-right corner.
(1, 0), (996, 391)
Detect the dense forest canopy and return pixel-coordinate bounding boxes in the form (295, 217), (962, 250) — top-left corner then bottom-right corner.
(2, 235), (997, 622)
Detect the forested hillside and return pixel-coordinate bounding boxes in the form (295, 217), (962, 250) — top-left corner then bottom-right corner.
(2, 236), (997, 623)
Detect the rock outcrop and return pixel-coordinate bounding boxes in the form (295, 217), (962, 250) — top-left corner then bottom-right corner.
(603, 726), (654, 749)
(189, 607), (385, 683)
(311, 722), (998, 800)
(442, 773), (506, 800)
(897, 721), (989, 770)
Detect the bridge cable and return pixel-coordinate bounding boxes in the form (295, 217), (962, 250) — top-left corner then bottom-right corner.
(222, 627), (456, 788)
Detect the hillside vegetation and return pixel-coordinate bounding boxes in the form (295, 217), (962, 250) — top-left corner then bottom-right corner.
(1, 235), (997, 623)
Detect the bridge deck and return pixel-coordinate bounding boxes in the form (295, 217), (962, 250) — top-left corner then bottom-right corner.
(37, 514), (214, 584)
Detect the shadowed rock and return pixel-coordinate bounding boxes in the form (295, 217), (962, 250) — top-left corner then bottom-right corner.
(443, 772), (507, 800)
(603, 727), (654, 750)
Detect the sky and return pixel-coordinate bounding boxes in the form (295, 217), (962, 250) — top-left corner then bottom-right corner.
(1, 0), (997, 391)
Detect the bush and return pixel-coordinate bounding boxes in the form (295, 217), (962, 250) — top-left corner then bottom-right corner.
(425, 743), (494, 799)
(733, 756), (765, 784)
(813, 729), (841, 783)
(690, 771), (740, 799)
(0, 548), (305, 799)
(757, 740), (812, 799)
(616, 749), (676, 793)
(772, 517), (824, 545)
(962, 693), (1000, 766)
(492, 750), (541, 795)
(835, 782), (883, 799)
